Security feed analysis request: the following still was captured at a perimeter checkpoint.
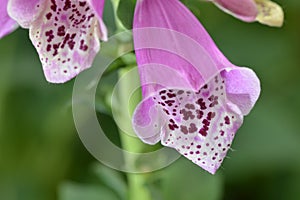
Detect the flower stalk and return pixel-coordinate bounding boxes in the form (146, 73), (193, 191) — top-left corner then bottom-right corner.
(117, 67), (152, 200)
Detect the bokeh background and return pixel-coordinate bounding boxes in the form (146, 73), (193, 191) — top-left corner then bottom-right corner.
(0, 0), (299, 199)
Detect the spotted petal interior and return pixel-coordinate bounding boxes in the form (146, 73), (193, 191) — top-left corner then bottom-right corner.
(133, 73), (243, 174)
(29, 0), (102, 83)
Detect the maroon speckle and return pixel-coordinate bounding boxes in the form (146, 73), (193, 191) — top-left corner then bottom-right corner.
(167, 92), (176, 98)
(50, 0), (57, 11)
(168, 124), (175, 131)
(46, 12), (52, 20)
(46, 44), (51, 52)
(196, 110), (203, 119)
(79, 1), (87, 7)
(199, 128), (207, 137)
(185, 103), (195, 110)
(220, 130), (225, 136)
(188, 123), (197, 133)
(63, 0), (72, 11)
(57, 25), (66, 36)
(160, 90), (166, 94)
(52, 43), (60, 56)
(196, 98), (207, 110)
(45, 30), (54, 42)
(177, 90), (184, 95)
(224, 116), (230, 125)
(163, 108), (170, 115)
(207, 112), (216, 120)
(181, 109), (195, 120)
(68, 40), (75, 50)
(180, 125), (188, 135)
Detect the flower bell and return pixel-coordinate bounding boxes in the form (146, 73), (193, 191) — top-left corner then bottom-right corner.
(132, 0), (261, 174)
(211, 0), (284, 27)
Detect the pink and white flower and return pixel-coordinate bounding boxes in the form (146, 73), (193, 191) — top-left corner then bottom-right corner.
(132, 0), (261, 174)
(211, 0), (284, 27)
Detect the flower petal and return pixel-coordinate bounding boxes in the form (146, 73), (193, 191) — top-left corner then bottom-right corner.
(134, 0), (234, 97)
(7, 0), (46, 28)
(213, 0), (258, 22)
(0, 0), (18, 38)
(222, 67), (261, 115)
(29, 0), (103, 83)
(88, 0), (108, 40)
(132, 97), (165, 145)
(255, 0), (284, 27)
(88, 0), (105, 16)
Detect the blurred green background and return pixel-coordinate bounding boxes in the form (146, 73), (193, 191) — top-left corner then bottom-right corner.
(0, 0), (299, 199)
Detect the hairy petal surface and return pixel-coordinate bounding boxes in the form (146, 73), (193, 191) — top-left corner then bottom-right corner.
(0, 0), (18, 38)
(28, 0), (103, 83)
(133, 0), (260, 174)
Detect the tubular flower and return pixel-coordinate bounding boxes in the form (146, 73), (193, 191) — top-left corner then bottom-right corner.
(132, 0), (260, 174)
(1, 0), (107, 83)
(211, 0), (284, 27)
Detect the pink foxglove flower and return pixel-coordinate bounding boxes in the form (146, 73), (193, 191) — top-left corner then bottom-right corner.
(210, 0), (284, 27)
(132, 0), (260, 174)
(1, 0), (107, 83)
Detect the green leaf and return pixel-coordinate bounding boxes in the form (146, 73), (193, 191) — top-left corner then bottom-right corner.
(103, 0), (117, 35)
(117, 0), (136, 29)
(92, 164), (127, 200)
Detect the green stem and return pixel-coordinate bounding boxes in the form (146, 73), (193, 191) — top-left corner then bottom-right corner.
(120, 132), (152, 200)
(117, 67), (152, 200)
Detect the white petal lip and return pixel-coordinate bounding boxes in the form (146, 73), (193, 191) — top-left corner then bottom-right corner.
(7, 0), (47, 28)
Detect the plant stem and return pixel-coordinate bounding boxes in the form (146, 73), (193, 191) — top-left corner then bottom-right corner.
(117, 67), (152, 200)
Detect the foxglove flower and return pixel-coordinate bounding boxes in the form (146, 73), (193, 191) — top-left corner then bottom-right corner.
(210, 0), (284, 27)
(132, 0), (260, 174)
(1, 0), (107, 83)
